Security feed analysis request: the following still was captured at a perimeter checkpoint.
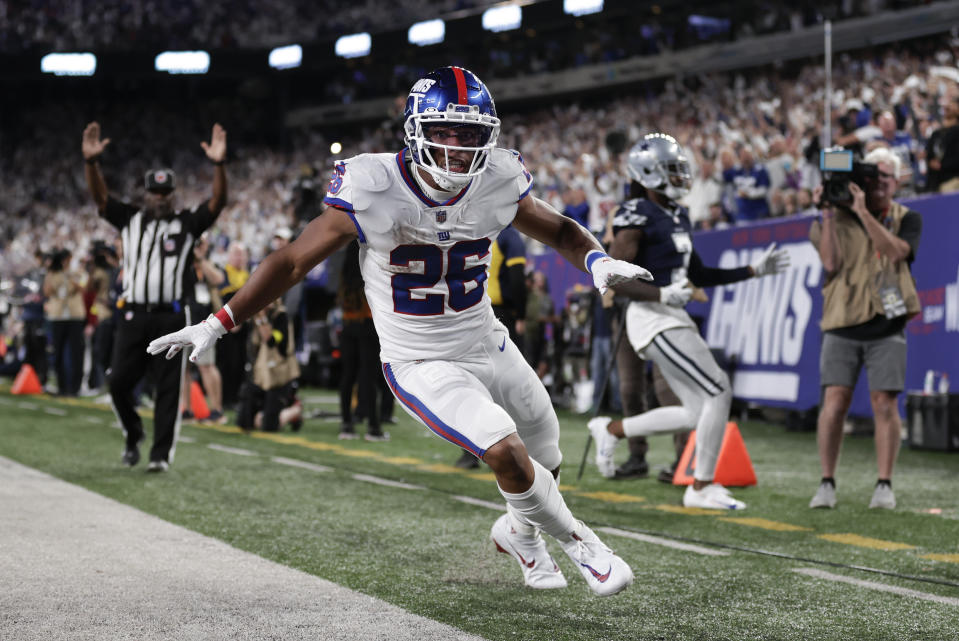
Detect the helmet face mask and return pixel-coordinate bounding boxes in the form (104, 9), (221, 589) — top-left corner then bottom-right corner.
(404, 67), (500, 191)
(627, 133), (692, 201)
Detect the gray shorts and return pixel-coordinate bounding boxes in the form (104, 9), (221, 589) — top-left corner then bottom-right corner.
(820, 331), (906, 392)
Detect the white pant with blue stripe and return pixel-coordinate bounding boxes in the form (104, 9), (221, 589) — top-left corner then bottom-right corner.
(382, 321), (561, 470)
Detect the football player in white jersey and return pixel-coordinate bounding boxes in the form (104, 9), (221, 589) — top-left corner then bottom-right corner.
(586, 134), (789, 509)
(148, 66), (651, 596)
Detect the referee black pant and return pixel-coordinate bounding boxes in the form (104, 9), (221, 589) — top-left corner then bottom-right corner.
(108, 307), (187, 464)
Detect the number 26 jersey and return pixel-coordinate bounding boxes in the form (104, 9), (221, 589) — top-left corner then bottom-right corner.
(323, 148), (533, 362)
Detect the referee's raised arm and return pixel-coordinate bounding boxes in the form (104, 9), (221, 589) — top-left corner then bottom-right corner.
(82, 122), (110, 210)
(201, 123), (228, 216)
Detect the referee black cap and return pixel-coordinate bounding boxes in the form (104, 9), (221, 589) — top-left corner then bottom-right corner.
(145, 168), (176, 194)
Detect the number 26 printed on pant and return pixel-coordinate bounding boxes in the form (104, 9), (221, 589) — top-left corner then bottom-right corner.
(391, 239), (490, 315)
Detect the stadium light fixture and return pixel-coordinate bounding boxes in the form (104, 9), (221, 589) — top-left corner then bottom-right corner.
(335, 33), (371, 59)
(482, 5), (522, 33)
(269, 44), (302, 70)
(154, 50), (210, 74)
(40, 53), (97, 76)
(563, 0), (604, 16)
(408, 19), (445, 46)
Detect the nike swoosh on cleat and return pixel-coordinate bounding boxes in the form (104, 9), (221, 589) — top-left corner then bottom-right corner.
(581, 563), (612, 582)
(498, 337), (506, 351)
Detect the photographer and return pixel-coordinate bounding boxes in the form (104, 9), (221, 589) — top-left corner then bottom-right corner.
(42, 248), (86, 396)
(808, 147), (921, 510)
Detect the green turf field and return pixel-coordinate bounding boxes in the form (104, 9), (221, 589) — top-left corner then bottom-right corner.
(1, 388), (957, 640)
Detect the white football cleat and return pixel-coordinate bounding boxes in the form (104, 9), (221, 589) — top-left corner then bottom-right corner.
(560, 521), (633, 596)
(587, 416), (618, 478)
(683, 483), (746, 510)
(490, 514), (567, 589)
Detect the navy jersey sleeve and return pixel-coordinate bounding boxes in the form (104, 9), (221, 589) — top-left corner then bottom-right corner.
(100, 196), (138, 229)
(687, 250), (752, 287)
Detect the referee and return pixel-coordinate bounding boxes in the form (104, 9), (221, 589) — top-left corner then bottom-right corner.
(82, 121), (227, 472)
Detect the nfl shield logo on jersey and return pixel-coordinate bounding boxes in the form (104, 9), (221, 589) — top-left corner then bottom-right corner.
(435, 210), (447, 223)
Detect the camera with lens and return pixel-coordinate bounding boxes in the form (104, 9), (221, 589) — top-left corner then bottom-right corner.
(819, 147), (879, 207)
(91, 240), (117, 270)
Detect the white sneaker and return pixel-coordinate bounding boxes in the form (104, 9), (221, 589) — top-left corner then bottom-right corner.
(683, 483), (746, 510)
(809, 481), (837, 509)
(587, 416), (618, 478)
(560, 521), (633, 596)
(869, 483), (896, 509)
(490, 514), (567, 589)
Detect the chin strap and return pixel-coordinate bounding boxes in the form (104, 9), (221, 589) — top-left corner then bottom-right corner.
(412, 163), (464, 200)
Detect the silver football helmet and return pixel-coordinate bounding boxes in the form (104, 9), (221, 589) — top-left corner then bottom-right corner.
(626, 133), (692, 201)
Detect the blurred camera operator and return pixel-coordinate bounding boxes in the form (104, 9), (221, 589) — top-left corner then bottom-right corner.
(808, 147), (922, 510)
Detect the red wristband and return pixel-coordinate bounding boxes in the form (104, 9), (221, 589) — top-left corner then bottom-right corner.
(214, 307), (236, 331)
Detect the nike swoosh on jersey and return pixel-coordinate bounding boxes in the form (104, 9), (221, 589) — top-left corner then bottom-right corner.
(498, 337), (506, 351)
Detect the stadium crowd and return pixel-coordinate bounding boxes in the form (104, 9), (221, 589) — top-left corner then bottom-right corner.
(1, 32), (958, 416)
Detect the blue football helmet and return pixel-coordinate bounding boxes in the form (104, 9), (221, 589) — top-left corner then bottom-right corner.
(403, 66), (501, 190)
(627, 133), (692, 201)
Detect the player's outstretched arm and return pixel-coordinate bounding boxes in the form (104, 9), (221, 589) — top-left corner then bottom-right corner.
(513, 194), (651, 294)
(147, 207), (357, 362)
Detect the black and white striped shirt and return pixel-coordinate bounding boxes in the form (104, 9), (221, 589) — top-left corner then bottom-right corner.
(102, 197), (215, 305)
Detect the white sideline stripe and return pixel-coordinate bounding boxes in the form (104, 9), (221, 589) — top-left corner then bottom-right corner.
(17, 402), (38, 410)
(0, 397), (14, 404)
(178, 436), (196, 444)
(793, 568), (959, 606)
(599, 527), (731, 556)
(273, 457), (332, 473)
(206, 444), (257, 457)
(452, 495), (506, 511)
(351, 473), (424, 490)
(44, 407), (68, 416)
(83, 416), (104, 424)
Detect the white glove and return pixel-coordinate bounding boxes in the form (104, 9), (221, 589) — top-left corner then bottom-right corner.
(146, 314), (227, 362)
(660, 278), (693, 307)
(587, 252), (653, 295)
(750, 242), (790, 277)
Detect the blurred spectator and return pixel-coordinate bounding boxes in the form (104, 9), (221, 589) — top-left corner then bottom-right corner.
(181, 233), (227, 424)
(42, 249), (86, 396)
(926, 93), (959, 193)
(18, 251), (49, 386)
(723, 146), (771, 222)
(84, 241), (119, 393)
(336, 240), (388, 442)
(524, 271), (553, 381)
(683, 156), (723, 227)
(217, 241), (251, 409)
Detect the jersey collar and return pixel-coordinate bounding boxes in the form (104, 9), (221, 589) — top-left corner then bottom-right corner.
(395, 150), (472, 208)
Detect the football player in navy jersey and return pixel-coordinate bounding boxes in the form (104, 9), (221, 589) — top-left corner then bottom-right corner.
(587, 133), (789, 510)
(149, 67), (652, 596)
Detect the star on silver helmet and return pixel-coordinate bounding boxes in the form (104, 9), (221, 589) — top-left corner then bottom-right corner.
(626, 133), (692, 201)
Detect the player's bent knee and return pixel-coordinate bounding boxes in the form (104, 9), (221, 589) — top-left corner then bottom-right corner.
(483, 435), (534, 486)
